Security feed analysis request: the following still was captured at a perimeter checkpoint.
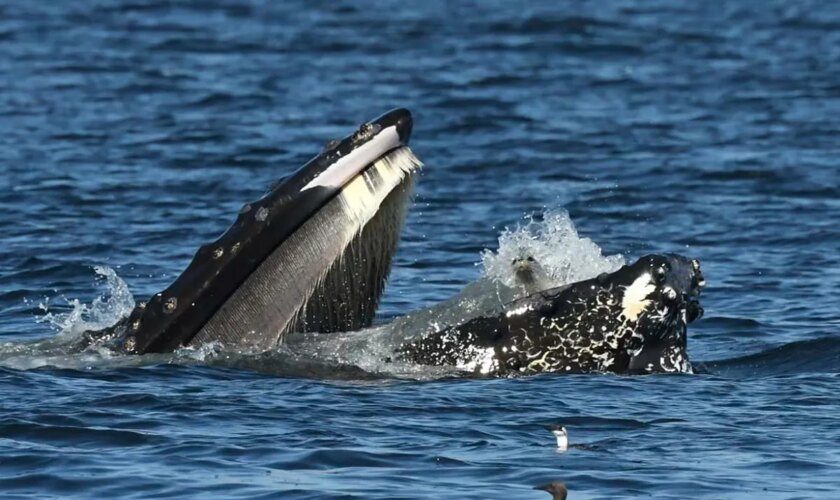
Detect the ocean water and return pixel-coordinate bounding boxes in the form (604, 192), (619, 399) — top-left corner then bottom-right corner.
(1, 0), (839, 498)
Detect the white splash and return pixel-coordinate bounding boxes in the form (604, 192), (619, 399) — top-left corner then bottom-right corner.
(0, 266), (138, 371)
(173, 341), (223, 363)
(481, 209), (624, 292)
(37, 266), (135, 338)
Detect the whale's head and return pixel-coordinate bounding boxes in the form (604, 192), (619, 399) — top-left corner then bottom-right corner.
(611, 254), (705, 373)
(116, 109), (422, 354)
(400, 252), (705, 376)
(510, 252), (706, 374)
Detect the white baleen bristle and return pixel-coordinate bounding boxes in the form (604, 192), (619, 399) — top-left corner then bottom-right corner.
(336, 146), (423, 237)
(195, 146), (422, 348)
(292, 146), (422, 332)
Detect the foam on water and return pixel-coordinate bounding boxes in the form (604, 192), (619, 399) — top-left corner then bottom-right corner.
(394, 209), (624, 335)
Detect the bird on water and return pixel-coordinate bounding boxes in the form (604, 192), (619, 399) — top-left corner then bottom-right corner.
(534, 481), (568, 500)
(551, 425), (568, 452)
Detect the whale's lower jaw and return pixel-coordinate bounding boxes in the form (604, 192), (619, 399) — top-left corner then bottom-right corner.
(190, 147), (421, 351)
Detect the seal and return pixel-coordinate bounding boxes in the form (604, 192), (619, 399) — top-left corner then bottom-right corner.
(511, 253), (551, 294)
(397, 254), (705, 375)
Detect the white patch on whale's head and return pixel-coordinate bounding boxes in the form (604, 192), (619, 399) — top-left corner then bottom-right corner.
(621, 273), (655, 321)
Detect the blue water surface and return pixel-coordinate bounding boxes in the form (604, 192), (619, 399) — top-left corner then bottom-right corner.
(1, 1), (839, 498)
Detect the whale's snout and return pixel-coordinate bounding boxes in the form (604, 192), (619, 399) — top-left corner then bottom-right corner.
(379, 107), (413, 144)
(661, 254), (705, 323)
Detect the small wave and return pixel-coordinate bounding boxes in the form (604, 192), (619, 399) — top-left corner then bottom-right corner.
(204, 347), (384, 381)
(700, 337), (840, 378)
(0, 418), (159, 447)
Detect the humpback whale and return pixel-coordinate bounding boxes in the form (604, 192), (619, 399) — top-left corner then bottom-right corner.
(397, 254), (705, 375)
(86, 109), (421, 354)
(75, 107), (706, 379)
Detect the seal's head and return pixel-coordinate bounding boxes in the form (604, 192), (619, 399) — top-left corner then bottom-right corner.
(511, 255), (538, 277)
(510, 253), (551, 293)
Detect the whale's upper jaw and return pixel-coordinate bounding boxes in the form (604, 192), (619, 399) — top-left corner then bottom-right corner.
(301, 108), (413, 190)
(116, 109), (418, 355)
(535, 253), (704, 337)
(523, 253), (704, 374)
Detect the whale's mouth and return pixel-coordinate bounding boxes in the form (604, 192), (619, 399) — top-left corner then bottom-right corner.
(112, 109), (421, 354)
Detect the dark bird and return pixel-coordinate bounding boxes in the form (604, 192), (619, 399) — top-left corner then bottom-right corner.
(534, 481), (568, 500)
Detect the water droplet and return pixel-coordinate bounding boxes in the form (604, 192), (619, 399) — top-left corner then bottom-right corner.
(255, 207), (269, 221)
(163, 297), (177, 313)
